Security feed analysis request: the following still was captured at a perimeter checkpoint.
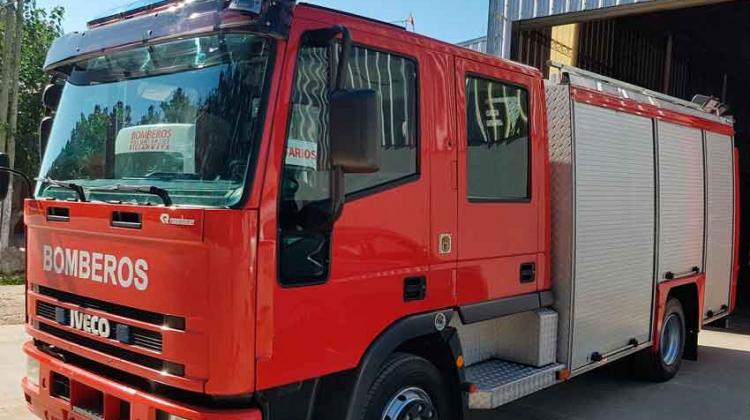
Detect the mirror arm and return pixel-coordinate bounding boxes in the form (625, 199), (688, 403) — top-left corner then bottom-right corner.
(325, 25), (352, 229)
(0, 168), (34, 197)
(333, 25), (351, 91)
(329, 166), (345, 225)
(299, 25), (354, 230)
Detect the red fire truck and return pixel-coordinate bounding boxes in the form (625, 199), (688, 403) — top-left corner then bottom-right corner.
(0, 1), (738, 419)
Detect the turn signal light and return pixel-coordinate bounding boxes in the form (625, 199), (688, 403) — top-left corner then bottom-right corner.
(556, 369), (571, 381)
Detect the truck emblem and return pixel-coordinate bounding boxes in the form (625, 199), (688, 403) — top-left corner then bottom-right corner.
(160, 213), (195, 226)
(69, 310), (112, 339)
(434, 313), (447, 331)
(438, 233), (452, 255)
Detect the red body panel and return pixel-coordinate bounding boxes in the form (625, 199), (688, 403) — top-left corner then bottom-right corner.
(256, 11), (455, 390)
(730, 147), (741, 313)
(453, 57), (549, 303)
(254, 6), (549, 390)
(22, 342), (262, 420)
(652, 274), (706, 351)
(25, 200), (259, 395)
(571, 86), (734, 136)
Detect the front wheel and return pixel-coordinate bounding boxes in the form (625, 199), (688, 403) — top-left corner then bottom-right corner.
(359, 353), (451, 420)
(635, 298), (686, 382)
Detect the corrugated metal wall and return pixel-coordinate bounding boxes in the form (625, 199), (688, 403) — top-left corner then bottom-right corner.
(511, 19), (690, 96)
(488, 0), (659, 57)
(458, 37), (489, 53)
(577, 20), (666, 92)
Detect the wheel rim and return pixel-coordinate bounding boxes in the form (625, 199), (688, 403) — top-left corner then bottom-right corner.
(660, 313), (682, 366)
(382, 386), (437, 420)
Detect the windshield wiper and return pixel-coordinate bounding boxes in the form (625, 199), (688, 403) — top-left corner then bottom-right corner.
(38, 178), (87, 202)
(88, 184), (173, 206)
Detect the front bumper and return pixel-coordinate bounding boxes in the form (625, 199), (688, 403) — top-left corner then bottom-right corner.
(21, 341), (262, 420)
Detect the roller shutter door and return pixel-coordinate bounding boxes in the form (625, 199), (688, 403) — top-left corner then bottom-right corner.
(657, 122), (705, 281)
(571, 103), (656, 370)
(704, 131), (734, 318)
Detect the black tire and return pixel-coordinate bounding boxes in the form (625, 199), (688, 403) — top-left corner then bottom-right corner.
(358, 352), (451, 420)
(635, 298), (686, 382)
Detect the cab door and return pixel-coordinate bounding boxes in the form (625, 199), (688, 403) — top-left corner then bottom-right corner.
(454, 57), (544, 304)
(256, 17), (455, 390)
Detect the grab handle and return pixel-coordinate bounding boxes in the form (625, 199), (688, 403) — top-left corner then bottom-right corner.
(664, 267), (700, 280)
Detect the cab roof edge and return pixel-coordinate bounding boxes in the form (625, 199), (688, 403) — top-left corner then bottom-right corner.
(87, 0), (185, 29)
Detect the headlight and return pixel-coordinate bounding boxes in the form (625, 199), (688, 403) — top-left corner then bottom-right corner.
(26, 357), (40, 386)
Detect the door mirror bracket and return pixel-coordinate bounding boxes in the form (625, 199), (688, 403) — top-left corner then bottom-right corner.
(302, 26), (383, 229)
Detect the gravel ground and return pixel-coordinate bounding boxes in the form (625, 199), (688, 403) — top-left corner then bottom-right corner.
(0, 285), (24, 325)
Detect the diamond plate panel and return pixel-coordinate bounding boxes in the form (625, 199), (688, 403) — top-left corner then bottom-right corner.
(452, 309), (558, 367)
(545, 81), (574, 367)
(466, 359), (564, 409)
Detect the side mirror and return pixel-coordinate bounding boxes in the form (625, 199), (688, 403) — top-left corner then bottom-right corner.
(42, 83), (63, 112)
(330, 89), (381, 173)
(0, 153), (9, 201)
(39, 116), (53, 158)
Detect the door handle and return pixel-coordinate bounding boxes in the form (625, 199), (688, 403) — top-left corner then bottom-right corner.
(404, 276), (427, 301)
(520, 263), (536, 284)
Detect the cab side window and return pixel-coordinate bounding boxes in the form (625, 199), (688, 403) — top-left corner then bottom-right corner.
(465, 76), (530, 201)
(278, 42), (419, 285)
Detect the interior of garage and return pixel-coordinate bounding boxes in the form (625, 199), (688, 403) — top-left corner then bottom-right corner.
(509, 0), (750, 309)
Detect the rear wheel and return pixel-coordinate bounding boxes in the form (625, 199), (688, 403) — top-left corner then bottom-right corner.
(359, 353), (451, 420)
(635, 298), (686, 382)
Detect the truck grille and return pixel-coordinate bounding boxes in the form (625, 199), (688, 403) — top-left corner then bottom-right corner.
(37, 323), (184, 376)
(37, 285), (185, 330)
(36, 301), (164, 352)
(33, 286), (185, 377)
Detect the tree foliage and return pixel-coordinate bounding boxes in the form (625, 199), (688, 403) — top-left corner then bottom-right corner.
(0, 1), (64, 176)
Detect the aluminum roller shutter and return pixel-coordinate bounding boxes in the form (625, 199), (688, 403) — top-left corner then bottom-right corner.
(703, 131), (734, 318)
(657, 122), (705, 282)
(571, 103), (655, 370)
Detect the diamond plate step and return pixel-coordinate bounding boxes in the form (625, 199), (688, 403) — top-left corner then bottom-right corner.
(466, 359), (564, 409)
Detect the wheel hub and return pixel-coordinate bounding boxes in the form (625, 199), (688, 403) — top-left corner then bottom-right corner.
(660, 313), (682, 366)
(382, 387), (437, 420)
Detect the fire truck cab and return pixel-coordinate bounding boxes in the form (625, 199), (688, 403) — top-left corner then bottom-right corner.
(8, 1), (737, 420)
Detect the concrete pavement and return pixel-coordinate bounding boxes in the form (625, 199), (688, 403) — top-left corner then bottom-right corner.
(2, 319), (749, 420)
(0, 324), (31, 420)
(473, 327), (750, 420)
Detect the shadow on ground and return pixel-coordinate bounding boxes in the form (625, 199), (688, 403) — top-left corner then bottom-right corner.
(471, 315), (750, 420)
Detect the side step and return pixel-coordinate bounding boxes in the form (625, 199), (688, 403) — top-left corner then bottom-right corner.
(466, 359), (564, 409)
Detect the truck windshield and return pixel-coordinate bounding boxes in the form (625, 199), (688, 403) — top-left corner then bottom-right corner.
(37, 33), (274, 207)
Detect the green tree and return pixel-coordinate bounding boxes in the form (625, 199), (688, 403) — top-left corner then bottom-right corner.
(160, 88), (198, 123)
(0, 1), (63, 252)
(12, 2), (64, 176)
(139, 105), (162, 125)
(48, 105), (111, 180)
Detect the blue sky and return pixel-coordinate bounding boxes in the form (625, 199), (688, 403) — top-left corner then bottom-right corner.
(36, 0), (489, 44)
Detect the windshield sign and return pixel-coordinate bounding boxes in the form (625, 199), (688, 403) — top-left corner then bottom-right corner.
(114, 124), (196, 178)
(37, 33), (274, 207)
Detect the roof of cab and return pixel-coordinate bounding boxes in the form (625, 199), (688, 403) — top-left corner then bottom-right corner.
(294, 3), (544, 80)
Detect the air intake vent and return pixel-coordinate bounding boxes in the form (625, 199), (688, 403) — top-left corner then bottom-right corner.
(35, 301), (163, 352)
(37, 286), (185, 330)
(38, 323), (183, 376)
